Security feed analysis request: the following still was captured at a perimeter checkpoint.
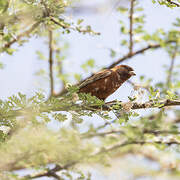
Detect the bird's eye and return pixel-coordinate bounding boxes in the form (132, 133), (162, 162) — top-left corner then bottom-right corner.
(125, 66), (133, 71)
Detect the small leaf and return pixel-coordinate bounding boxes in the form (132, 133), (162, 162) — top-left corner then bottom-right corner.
(77, 19), (84, 25)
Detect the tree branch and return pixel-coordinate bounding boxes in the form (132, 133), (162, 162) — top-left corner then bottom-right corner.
(129, 0), (135, 55)
(50, 17), (100, 35)
(107, 41), (176, 69)
(166, 0), (180, 7)
(2, 21), (41, 49)
(48, 30), (54, 96)
(91, 139), (180, 157)
(82, 129), (180, 139)
(24, 164), (62, 179)
(103, 99), (180, 111)
(82, 130), (125, 139)
(47, 99), (180, 112)
(24, 162), (77, 179)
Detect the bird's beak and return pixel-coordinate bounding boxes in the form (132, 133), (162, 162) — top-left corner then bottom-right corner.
(129, 71), (136, 76)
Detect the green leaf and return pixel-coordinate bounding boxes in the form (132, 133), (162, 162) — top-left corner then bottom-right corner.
(117, 7), (128, 14)
(0, 62), (4, 69)
(74, 73), (82, 82)
(128, 96), (136, 102)
(53, 113), (67, 122)
(87, 59), (95, 68)
(36, 51), (47, 60)
(77, 19), (84, 25)
(110, 49), (116, 57)
(72, 113), (83, 124)
(5, 48), (16, 55)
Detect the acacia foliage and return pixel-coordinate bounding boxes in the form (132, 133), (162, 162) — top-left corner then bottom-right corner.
(0, 0), (180, 179)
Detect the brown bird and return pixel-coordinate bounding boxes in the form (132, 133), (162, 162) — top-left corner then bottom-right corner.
(79, 65), (136, 100)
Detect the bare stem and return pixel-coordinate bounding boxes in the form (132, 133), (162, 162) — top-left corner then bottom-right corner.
(3, 21), (41, 49)
(49, 30), (54, 96)
(129, 0), (135, 54)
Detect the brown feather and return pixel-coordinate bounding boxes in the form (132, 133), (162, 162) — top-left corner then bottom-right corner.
(79, 65), (135, 100)
(79, 70), (112, 89)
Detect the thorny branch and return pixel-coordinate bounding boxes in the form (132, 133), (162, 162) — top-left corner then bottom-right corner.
(129, 0), (135, 55)
(49, 30), (54, 96)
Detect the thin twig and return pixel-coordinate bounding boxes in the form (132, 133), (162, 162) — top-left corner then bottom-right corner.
(25, 162), (77, 179)
(166, 0), (180, 7)
(82, 130), (125, 139)
(107, 41), (175, 69)
(166, 44), (178, 87)
(129, 0), (135, 55)
(3, 21), (41, 49)
(26, 164), (63, 179)
(82, 129), (180, 139)
(50, 17), (100, 35)
(49, 30), (54, 96)
(92, 140), (180, 157)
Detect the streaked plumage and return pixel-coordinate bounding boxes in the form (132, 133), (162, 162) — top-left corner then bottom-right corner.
(79, 65), (136, 100)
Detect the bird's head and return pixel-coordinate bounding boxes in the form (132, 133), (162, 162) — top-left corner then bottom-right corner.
(112, 65), (136, 80)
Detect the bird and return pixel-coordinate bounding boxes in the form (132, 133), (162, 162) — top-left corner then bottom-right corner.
(79, 65), (136, 100)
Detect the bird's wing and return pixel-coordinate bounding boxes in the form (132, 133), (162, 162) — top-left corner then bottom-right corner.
(79, 70), (112, 89)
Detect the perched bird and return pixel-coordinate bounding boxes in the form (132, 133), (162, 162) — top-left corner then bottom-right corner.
(79, 65), (136, 100)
